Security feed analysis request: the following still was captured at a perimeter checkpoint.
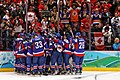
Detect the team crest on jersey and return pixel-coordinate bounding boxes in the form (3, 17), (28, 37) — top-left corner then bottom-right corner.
(72, 11), (77, 16)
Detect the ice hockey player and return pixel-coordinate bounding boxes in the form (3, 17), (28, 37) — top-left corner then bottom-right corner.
(13, 34), (21, 73)
(63, 33), (72, 74)
(73, 32), (85, 75)
(50, 33), (64, 75)
(19, 33), (28, 74)
(26, 34), (33, 75)
(44, 35), (54, 74)
(32, 33), (46, 75)
(16, 33), (26, 74)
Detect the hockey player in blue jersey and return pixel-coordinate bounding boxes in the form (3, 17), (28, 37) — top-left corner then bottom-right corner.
(16, 33), (27, 73)
(63, 33), (72, 74)
(19, 33), (28, 74)
(73, 32), (85, 74)
(32, 33), (46, 75)
(13, 36), (21, 73)
(25, 35), (33, 75)
(44, 36), (54, 73)
(50, 33), (64, 75)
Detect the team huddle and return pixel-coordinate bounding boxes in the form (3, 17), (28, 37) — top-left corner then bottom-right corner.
(13, 32), (85, 75)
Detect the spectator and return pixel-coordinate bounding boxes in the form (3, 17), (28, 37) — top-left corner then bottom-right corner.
(41, 17), (48, 32)
(38, 0), (45, 11)
(80, 7), (89, 19)
(91, 8), (102, 25)
(102, 8), (112, 25)
(60, 7), (70, 24)
(91, 23), (102, 32)
(47, 0), (56, 11)
(80, 15), (90, 32)
(68, 3), (80, 25)
(102, 22), (112, 44)
(51, 6), (58, 21)
(113, 38), (120, 50)
(2, 10), (10, 21)
(111, 12), (120, 27)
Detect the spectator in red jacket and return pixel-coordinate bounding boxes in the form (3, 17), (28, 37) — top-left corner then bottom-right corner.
(80, 15), (90, 32)
(38, 0), (45, 11)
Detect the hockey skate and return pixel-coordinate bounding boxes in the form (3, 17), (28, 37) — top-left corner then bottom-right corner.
(38, 71), (42, 75)
(75, 70), (82, 75)
(26, 72), (31, 75)
(32, 71), (38, 76)
(42, 71), (48, 76)
(21, 70), (26, 75)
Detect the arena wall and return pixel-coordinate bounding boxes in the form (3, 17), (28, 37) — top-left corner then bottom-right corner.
(0, 51), (120, 72)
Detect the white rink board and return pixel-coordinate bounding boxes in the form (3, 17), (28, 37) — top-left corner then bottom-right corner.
(0, 71), (120, 80)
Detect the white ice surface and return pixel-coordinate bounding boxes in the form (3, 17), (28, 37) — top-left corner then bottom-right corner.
(0, 71), (120, 80)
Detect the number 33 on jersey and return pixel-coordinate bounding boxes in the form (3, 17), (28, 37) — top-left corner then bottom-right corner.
(32, 37), (45, 57)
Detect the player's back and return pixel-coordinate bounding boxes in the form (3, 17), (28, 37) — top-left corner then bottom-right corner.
(74, 38), (85, 53)
(32, 37), (44, 56)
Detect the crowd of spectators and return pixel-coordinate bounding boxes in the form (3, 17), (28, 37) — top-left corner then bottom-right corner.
(0, 0), (120, 51)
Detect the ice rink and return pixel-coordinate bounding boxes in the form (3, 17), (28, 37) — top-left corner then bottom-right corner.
(0, 71), (120, 80)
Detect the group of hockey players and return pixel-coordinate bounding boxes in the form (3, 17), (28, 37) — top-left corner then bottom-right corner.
(13, 31), (85, 76)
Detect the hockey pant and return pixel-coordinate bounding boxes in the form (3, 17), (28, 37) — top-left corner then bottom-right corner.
(19, 57), (26, 71)
(15, 58), (21, 71)
(51, 50), (63, 71)
(74, 56), (84, 72)
(26, 56), (32, 73)
(71, 54), (76, 70)
(32, 55), (45, 73)
(63, 53), (71, 71)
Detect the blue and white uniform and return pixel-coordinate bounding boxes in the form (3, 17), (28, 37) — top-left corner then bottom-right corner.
(63, 37), (72, 71)
(73, 32), (85, 73)
(32, 34), (46, 74)
(26, 39), (33, 74)
(51, 33), (64, 72)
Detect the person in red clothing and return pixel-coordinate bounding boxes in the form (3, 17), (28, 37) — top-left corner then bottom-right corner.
(38, 0), (45, 11)
(68, 3), (80, 25)
(31, 17), (42, 33)
(80, 15), (90, 32)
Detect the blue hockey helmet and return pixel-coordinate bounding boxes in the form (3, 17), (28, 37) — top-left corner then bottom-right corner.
(20, 33), (24, 37)
(75, 32), (81, 37)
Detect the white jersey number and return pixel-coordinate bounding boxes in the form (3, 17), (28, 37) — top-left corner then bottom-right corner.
(79, 42), (85, 49)
(35, 41), (43, 49)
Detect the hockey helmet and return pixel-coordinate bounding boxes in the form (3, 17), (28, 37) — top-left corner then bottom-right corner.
(75, 32), (81, 37)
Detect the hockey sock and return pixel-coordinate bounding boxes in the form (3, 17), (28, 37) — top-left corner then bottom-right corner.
(27, 65), (31, 73)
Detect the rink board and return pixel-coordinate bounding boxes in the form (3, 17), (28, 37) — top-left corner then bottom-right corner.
(0, 51), (120, 72)
(1, 67), (120, 72)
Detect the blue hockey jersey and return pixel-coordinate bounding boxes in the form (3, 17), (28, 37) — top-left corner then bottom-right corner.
(45, 38), (54, 54)
(54, 39), (64, 52)
(32, 36), (45, 57)
(27, 39), (33, 57)
(17, 38), (26, 58)
(73, 38), (85, 56)
(13, 38), (20, 57)
(63, 38), (72, 55)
